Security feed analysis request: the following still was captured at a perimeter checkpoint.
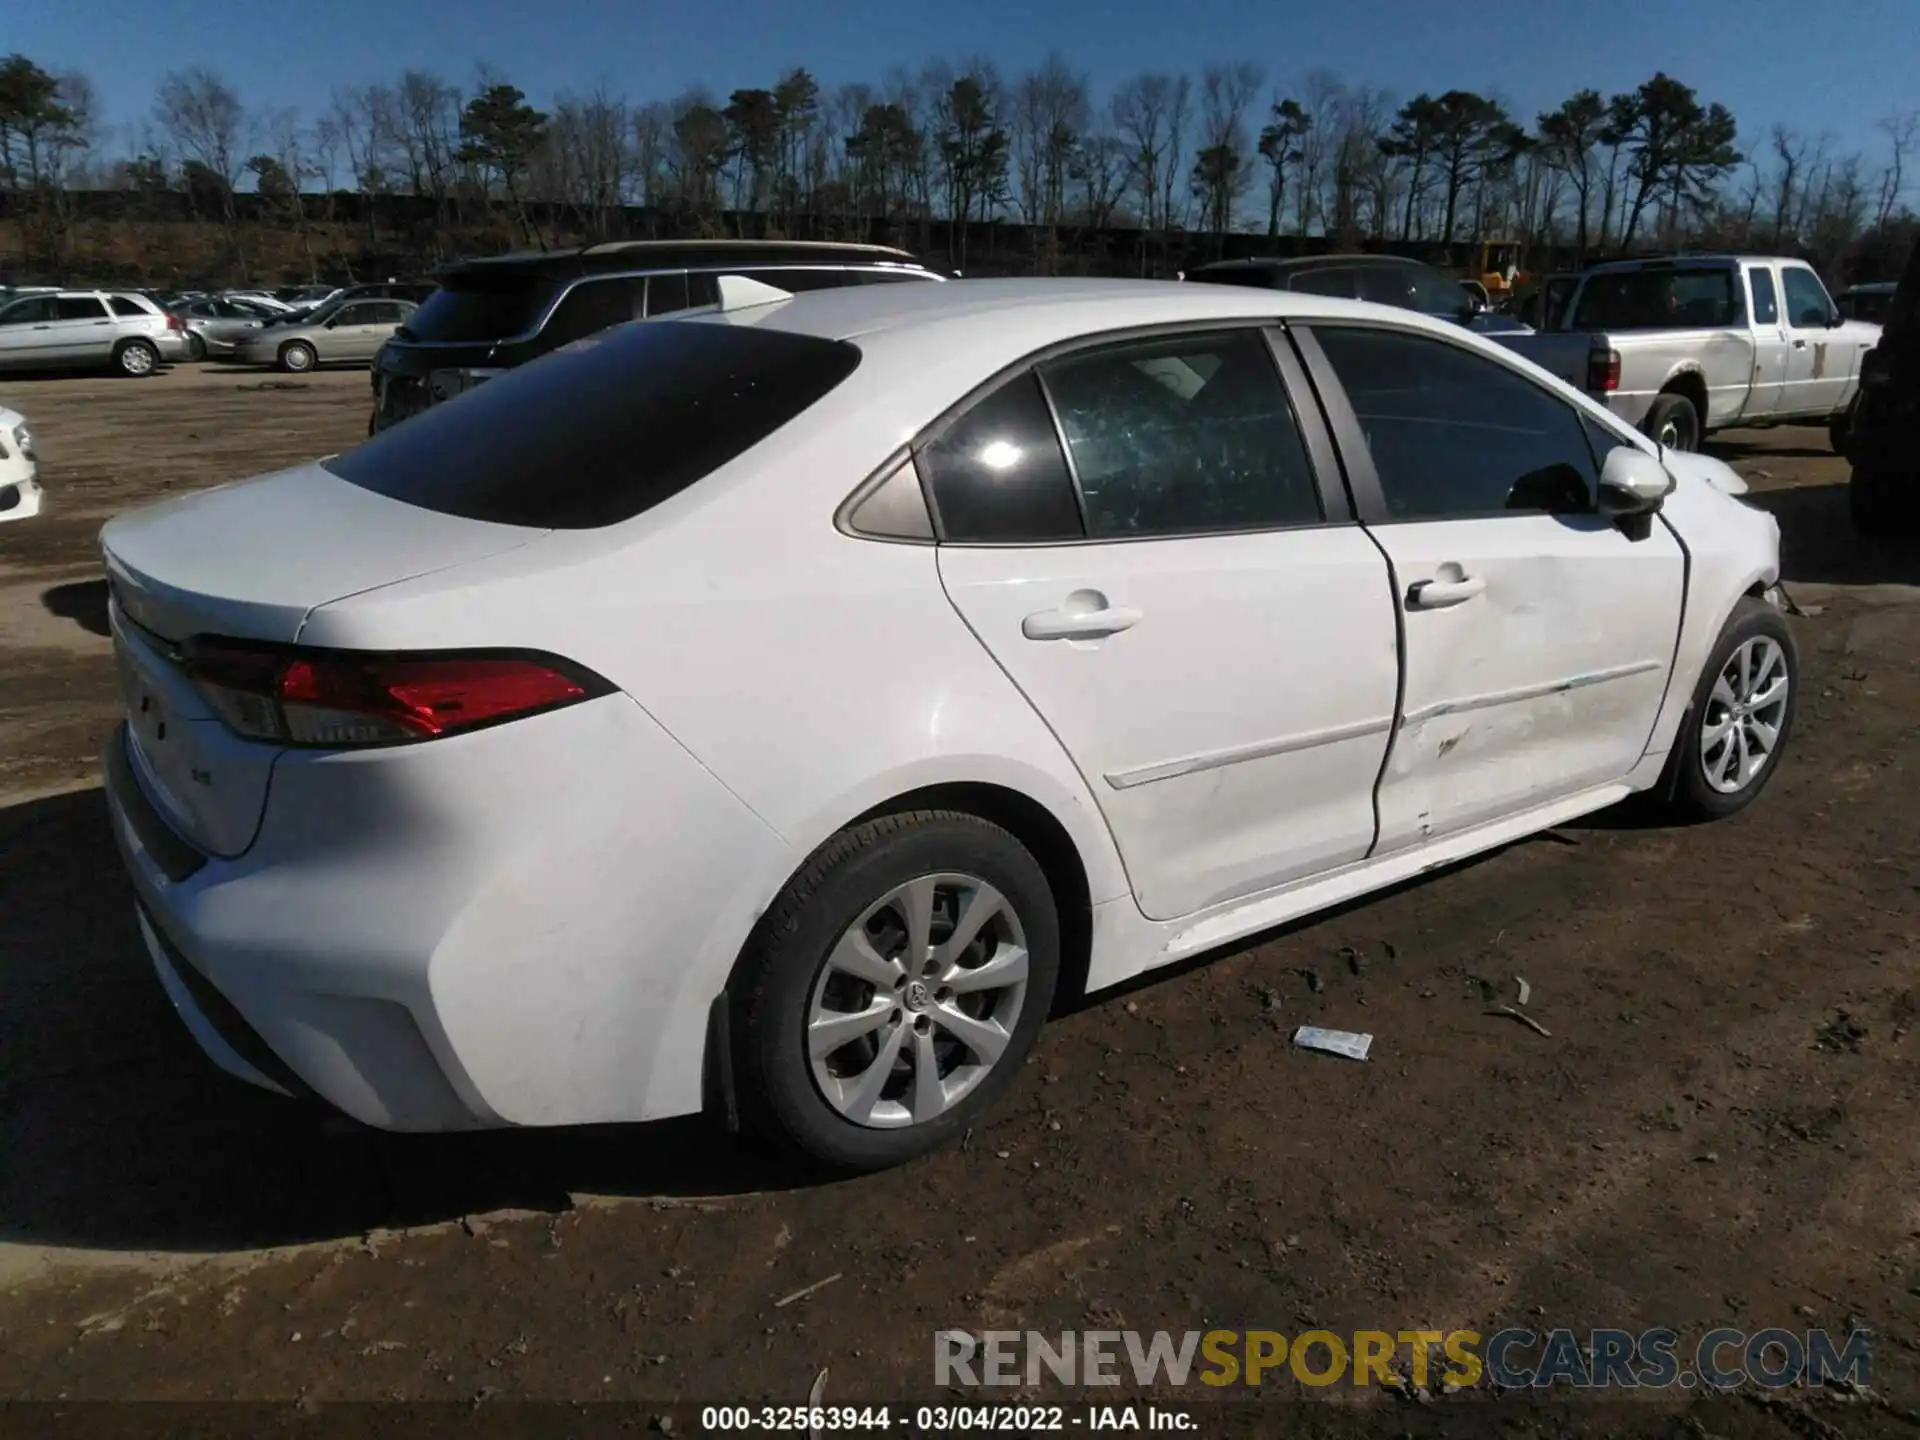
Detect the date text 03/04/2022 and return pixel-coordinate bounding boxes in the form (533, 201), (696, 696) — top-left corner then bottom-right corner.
(698, 1404), (1196, 1432)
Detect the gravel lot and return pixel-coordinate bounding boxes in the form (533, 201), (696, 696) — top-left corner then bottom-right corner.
(1, 362), (1917, 1437)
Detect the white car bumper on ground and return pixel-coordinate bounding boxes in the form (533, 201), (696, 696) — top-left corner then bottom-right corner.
(0, 408), (40, 523)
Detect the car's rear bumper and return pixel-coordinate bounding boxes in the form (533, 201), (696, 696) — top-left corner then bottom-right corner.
(154, 332), (189, 362)
(102, 691), (795, 1133)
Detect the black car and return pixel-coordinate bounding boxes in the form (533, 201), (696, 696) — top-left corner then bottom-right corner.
(1846, 239), (1920, 534)
(369, 240), (943, 432)
(1184, 253), (1533, 334)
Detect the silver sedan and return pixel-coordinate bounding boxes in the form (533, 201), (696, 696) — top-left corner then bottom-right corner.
(175, 297), (282, 360)
(232, 298), (418, 373)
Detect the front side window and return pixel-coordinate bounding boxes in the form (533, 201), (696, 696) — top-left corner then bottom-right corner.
(1312, 325), (1598, 519)
(1749, 268), (1779, 325)
(0, 297), (54, 326)
(918, 373), (1082, 543)
(55, 295), (109, 320)
(1185, 267), (1281, 291)
(1781, 267), (1835, 328)
(1041, 329), (1322, 537)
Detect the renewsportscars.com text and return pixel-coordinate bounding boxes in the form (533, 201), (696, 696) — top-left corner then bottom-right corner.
(934, 1326), (1872, 1392)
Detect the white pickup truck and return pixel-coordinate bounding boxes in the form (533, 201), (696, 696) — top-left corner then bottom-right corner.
(1494, 255), (1882, 453)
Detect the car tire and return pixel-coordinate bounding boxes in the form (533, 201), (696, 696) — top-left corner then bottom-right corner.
(114, 339), (160, 378)
(278, 341), (317, 374)
(186, 332), (207, 363)
(1644, 393), (1700, 453)
(729, 810), (1060, 1173)
(1655, 597), (1798, 823)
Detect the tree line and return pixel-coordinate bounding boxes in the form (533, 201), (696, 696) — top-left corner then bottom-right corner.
(0, 49), (1914, 284)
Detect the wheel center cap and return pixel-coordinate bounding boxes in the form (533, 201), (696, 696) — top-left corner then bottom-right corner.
(904, 981), (932, 1013)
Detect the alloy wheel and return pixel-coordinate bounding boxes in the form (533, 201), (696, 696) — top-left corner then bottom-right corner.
(1700, 635), (1790, 794)
(805, 873), (1030, 1129)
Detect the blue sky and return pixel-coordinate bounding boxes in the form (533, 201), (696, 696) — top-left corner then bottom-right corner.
(9, 0), (1915, 164)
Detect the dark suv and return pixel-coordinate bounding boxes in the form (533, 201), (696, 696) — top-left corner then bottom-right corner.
(1846, 239), (1920, 533)
(370, 240), (943, 432)
(1184, 253), (1533, 334)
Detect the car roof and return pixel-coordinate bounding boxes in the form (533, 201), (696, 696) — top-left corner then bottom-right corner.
(440, 239), (928, 284)
(698, 275), (1449, 346)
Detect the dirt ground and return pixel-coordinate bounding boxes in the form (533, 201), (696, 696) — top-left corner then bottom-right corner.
(1, 363), (1917, 1438)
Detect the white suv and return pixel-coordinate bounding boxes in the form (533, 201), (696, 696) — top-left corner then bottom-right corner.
(0, 290), (189, 376)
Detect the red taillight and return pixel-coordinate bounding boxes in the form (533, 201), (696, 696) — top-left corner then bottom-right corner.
(184, 640), (605, 747)
(1588, 346), (1621, 393)
(166, 312), (184, 331)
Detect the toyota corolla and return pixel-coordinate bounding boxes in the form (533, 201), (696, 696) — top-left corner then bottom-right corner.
(100, 277), (1794, 1172)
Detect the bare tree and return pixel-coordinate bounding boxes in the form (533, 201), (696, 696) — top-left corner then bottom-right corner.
(1110, 72), (1175, 230)
(1191, 61), (1262, 236)
(1769, 124), (1809, 246)
(1293, 69), (1343, 235)
(1876, 110), (1918, 228)
(153, 66), (248, 224)
(1010, 53), (1090, 235)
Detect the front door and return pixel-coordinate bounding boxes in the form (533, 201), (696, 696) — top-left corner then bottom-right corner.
(928, 326), (1399, 921)
(1742, 264), (1788, 420)
(1780, 265), (1851, 417)
(1298, 323), (1685, 851)
(0, 295), (59, 367)
(322, 302), (384, 361)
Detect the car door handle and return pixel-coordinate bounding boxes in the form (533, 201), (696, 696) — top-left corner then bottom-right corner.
(1406, 575), (1487, 609)
(1022, 603), (1143, 641)
(31, 325), (50, 331)
(1793, 339), (1807, 349)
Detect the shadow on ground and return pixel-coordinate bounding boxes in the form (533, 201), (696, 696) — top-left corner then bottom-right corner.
(1705, 436), (1835, 462)
(1742, 480), (1920, 587)
(41, 579), (109, 637)
(0, 788), (798, 1257)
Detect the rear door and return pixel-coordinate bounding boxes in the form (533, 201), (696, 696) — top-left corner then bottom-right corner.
(0, 295), (59, 366)
(932, 325), (1399, 922)
(51, 294), (114, 362)
(1742, 263), (1788, 419)
(1295, 321), (1684, 851)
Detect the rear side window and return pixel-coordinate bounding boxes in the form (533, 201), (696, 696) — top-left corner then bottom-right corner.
(745, 268), (852, 293)
(918, 373), (1083, 543)
(402, 275), (561, 342)
(323, 320), (862, 529)
(1186, 268), (1280, 291)
(1041, 329), (1321, 536)
(541, 277), (645, 346)
(56, 295), (109, 320)
(1749, 269), (1779, 325)
(112, 297), (155, 317)
(646, 272), (693, 316)
(854, 268), (937, 285)
(1572, 269), (1736, 330)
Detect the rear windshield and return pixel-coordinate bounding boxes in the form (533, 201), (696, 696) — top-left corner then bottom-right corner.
(400, 274), (562, 343)
(1571, 268), (1737, 330)
(322, 319), (862, 529)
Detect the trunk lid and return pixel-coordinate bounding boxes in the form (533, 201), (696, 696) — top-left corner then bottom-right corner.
(101, 462), (541, 857)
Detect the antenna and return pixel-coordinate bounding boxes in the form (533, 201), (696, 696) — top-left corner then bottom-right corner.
(715, 274), (796, 312)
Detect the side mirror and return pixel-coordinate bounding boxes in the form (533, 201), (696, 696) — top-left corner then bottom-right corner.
(1596, 445), (1676, 515)
(1827, 309), (1843, 328)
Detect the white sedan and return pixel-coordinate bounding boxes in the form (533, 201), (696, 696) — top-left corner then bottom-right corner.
(0, 404), (40, 523)
(99, 278), (1795, 1171)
